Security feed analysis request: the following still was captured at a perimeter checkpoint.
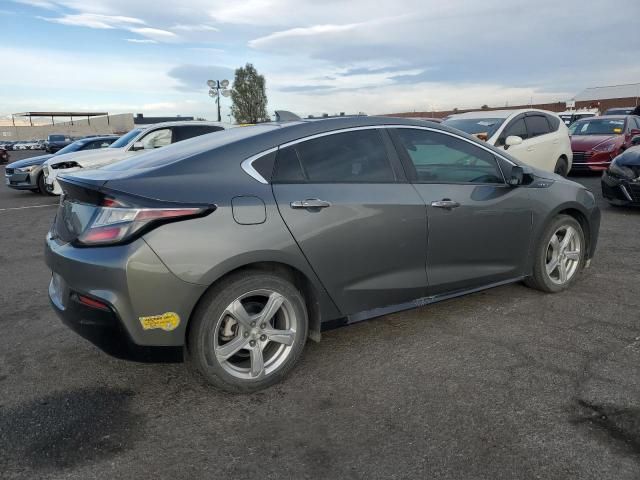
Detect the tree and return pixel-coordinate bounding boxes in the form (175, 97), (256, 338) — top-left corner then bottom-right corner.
(231, 63), (268, 124)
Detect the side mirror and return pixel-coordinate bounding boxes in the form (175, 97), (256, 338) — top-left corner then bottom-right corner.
(508, 165), (524, 186)
(131, 141), (145, 151)
(632, 136), (640, 146)
(504, 135), (523, 150)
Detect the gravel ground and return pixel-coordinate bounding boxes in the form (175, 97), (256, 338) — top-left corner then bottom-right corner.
(1, 153), (639, 480)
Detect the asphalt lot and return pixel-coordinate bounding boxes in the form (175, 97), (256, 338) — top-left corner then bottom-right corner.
(1, 151), (639, 480)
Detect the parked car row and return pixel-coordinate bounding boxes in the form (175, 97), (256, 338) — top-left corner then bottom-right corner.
(5, 122), (225, 195)
(4, 135), (119, 194)
(0, 140), (45, 150)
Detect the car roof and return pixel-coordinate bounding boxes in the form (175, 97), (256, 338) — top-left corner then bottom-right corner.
(136, 120), (225, 129)
(574, 115), (628, 122)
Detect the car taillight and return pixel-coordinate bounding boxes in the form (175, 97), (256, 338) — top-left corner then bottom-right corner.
(76, 205), (208, 246)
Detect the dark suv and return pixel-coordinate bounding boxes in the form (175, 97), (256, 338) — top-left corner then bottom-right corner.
(46, 117), (600, 393)
(45, 134), (73, 153)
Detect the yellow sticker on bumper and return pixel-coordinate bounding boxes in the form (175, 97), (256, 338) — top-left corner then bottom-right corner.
(139, 312), (180, 332)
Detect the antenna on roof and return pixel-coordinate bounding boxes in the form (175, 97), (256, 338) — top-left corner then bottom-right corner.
(275, 110), (302, 122)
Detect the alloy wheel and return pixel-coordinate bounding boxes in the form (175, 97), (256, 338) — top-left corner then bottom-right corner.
(211, 289), (298, 380)
(545, 225), (581, 285)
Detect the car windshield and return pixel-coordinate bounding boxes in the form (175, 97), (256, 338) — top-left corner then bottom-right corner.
(55, 141), (84, 155)
(109, 129), (143, 148)
(569, 118), (625, 135)
(443, 117), (505, 138)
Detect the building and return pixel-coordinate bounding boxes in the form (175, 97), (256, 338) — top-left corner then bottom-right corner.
(383, 83), (640, 119)
(0, 112), (134, 141)
(573, 83), (640, 111)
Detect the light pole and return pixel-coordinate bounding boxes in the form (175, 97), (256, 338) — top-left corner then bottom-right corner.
(207, 79), (230, 122)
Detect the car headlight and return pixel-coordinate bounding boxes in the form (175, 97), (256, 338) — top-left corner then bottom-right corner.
(608, 161), (635, 179)
(16, 165), (37, 173)
(50, 161), (80, 170)
(592, 141), (617, 153)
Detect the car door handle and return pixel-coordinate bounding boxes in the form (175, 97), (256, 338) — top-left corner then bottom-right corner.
(290, 198), (332, 209)
(431, 199), (460, 209)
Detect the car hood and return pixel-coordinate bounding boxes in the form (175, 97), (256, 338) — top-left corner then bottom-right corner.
(613, 146), (640, 167)
(45, 147), (129, 167)
(6, 154), (53, 168)
(570, 134), (620, 150)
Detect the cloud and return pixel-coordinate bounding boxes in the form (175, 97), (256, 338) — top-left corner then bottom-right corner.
(129, 27), (178, 41)
(171, 23), (218, 32)
(168, 64), (235, 92)
(12, 0), (57, 9)
(40, 13), (145, 29)
(126, 38), (157, 44)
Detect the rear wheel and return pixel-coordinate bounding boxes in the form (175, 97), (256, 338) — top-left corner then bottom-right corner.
(554, 157), (569, 177)
(525, 215), (585, 293)
(186, 271), (308, 393)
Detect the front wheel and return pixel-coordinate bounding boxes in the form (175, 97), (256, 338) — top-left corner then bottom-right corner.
(525, 215), (585, 293)
(186, 271), (308, 393)
(554, 157), (569, 177)
(37, 173), (53, 195)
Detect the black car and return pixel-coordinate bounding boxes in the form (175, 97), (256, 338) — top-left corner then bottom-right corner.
(601, 146), (640, 206)
(45, 134), (73, 153)
(0, 148), (8, 164)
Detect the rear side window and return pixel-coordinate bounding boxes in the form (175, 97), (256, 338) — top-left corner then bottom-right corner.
(274, 130), (395, 183)
(525, 116), (551, 138)
(173, 125), (223, 143)
(546, 114), (560, 131)
(274, 147), (305, 183)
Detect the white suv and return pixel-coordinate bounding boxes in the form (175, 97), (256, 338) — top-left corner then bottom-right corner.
(444, 109), (573, 176)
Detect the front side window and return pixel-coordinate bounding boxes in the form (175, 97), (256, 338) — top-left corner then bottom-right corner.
(499, 117), (528, 144)
(275, 130), (395, 183)
(138, 128), (172, 149)
(525, 115), (551, 138)
(394, 128), (504, 184)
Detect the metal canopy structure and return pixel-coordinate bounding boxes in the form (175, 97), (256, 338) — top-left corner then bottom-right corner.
(12, 111), (109, 126)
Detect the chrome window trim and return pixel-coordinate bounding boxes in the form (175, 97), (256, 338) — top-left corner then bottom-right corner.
(240, 147), (278, 184)
(240, 124), (516, 184)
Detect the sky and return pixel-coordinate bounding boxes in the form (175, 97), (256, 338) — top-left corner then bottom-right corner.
(0, 0), (638, 122)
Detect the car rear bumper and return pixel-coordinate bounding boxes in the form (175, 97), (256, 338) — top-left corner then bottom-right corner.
(45, 232), (206, 354)
(601, 172), (640, 206)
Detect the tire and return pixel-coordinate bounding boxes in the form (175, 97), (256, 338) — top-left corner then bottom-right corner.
(554, 157), (568, 177)
(525, 214), (585, 293)
(37, 173), (52, 195)
(186, 270), (308, 393)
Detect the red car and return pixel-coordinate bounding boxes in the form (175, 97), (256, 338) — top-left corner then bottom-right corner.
(569, 115), (640, 172)
(0, 148), (8, 164)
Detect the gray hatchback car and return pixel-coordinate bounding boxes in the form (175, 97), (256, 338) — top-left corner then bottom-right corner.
(45, 117), (600, 392)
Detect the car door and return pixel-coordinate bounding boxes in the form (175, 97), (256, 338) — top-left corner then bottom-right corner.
(390, 127), (532, 296)
(522, 114), (555, 171)
(271, 128), (428, 316)
(495, 114), (536, 166)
